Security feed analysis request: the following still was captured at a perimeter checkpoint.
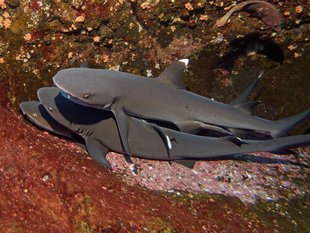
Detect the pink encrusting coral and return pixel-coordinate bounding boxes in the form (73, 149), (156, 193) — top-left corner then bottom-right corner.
(107, 148), (310, 204)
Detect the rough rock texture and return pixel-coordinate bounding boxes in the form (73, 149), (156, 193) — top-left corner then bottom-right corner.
(1, 106), (275, 232)
(0, 107), (202, 232)
(0, 0), (309, 232)
(108, 149), (310, 204)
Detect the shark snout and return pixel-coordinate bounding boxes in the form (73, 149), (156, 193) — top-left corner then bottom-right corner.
(53, 71), (66, 90)
(60, 90), (71, 100)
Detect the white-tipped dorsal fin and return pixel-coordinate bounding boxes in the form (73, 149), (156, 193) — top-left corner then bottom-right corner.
(179, 58), (189, 66)
(156, 59), (189, 89)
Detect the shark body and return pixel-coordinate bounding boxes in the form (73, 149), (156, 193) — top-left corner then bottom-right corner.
(53, 60), (310, 155)
(19, 87), (310, 169)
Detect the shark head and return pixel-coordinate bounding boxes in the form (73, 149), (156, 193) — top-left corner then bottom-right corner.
(37, 87), (67, 124)
(38, 87), (112, 126)
(53, 68), (120, 110)
(19, 100), (74, 138)
(19, 101), (54, 132)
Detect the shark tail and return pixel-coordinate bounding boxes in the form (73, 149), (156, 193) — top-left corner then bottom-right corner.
(271, 109), (310, 138)
(244, 134), (310, 154)
(266, 134), (310, 153)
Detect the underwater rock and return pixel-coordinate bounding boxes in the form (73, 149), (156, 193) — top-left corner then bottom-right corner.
(0, 106), (202, 231)
(0, 103), (309, 231)
(0, 0), (309, 231)
(0, 105), (278, 232)
(6, 0), (20, 8)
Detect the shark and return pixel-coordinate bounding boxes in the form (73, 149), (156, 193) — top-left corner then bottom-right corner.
(19, 72), (260, 141)
(20, 101), (74, 138)
(19, 101), (87, 150)
(53, 59), (310, 155)
(19, 87), (310, 169)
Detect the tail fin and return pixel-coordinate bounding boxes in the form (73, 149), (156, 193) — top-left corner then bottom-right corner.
(264, 134), (310, 153)
(271, 109), (310, 138)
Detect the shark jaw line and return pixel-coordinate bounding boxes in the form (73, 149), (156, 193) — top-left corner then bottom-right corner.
(59, 90), (112, 111)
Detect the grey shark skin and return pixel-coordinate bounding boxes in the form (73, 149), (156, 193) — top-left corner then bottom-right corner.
(19, 101), (88, 151)
(231, 72), (263, 105)
(19, 101), (73, 138)
(22, 87), (310, 169)
(53, 59), (310, 155)
(19, 73), (260, 142)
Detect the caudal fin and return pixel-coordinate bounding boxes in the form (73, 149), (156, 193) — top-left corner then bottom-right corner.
(271, 109), (310, 138)
(245, 134), (310, 154)
(268, 134), (310, 153)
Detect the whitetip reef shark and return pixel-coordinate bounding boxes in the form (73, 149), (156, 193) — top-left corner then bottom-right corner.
(19, 87), (310, 169)
(53, 59), (310, 155)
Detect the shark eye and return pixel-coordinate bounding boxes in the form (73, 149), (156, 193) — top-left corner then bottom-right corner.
(48, 106), (54, 111)
(83, 93), (90, 99)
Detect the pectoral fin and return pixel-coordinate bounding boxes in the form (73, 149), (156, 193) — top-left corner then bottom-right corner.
(123, 155), (133, 164)
(148, 123), (172, 157)
(174, 159), (196, 169)
(112, 108), (131, 155)
(85, 139), (112, 169)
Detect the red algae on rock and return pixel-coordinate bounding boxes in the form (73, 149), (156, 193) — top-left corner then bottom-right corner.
(0, 105), (285, 232)
(0, 0), (309, 231)
(1, 104), (309, 231)
(0, 106), (205, 232)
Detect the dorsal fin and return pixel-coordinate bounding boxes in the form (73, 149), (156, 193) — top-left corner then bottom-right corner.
(156, 59), (188, 89)
(234, 101), (260, 115)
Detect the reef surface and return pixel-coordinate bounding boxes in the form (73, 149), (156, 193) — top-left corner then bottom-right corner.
(0, 0), (309, 231)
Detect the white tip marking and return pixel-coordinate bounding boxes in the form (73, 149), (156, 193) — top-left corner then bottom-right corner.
(236, 137), (244, 143)
(258, 72), (264, 79)
(166, 135), (172, 150)
(179, 59), (189, 66)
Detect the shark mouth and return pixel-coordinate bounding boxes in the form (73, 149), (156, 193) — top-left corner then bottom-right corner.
(59, 90), (112, 111)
